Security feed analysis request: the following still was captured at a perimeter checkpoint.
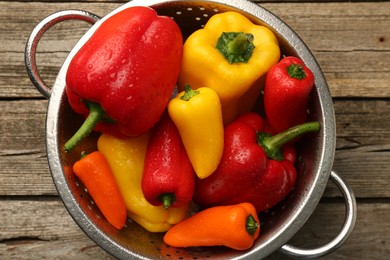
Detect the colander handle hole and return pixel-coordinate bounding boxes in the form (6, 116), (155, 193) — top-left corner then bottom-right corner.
(279, 171), (357, 258)
(25, 10), (100, 98)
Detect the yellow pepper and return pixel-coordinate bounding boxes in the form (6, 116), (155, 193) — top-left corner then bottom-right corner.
(178, 11), (280, 124)
(97, 133), (189, 232)
(168, 85), (224, 179)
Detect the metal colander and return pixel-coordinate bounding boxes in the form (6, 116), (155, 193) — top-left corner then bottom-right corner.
(25, 0), (357, 259)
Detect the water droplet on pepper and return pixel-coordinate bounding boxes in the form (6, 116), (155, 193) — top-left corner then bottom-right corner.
(104, 50), (113, 60)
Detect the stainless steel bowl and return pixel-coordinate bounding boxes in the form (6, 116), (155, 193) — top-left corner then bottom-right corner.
(25, 0), (356, 259)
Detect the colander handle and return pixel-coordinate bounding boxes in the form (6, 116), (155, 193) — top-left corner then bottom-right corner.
(280, 170), (357, 259)
(25, 10), (100, 98)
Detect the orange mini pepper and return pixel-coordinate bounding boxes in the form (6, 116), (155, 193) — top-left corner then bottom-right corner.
(163, 202), (260, 250)
(72, 151), (127, 230)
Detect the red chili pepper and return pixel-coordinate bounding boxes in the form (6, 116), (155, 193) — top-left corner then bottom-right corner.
(193, 112), (320, 213)
(264, 56), (315, 133)
(142, 112), (195, 209)
(65, 6), (183, 152)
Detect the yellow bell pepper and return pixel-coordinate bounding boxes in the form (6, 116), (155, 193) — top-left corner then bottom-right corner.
(168, 85), (224, 179)
(178, 11), (280, 124)
(97, 133), (189, 232)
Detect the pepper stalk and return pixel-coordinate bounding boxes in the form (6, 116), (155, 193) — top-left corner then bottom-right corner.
(180, 84), (200, 101)
(216, 32), (255, 64)
(287, 63), (307, 80)
(158, 193), (176, 210)
(246, 214), (260, 236)
(258, 121), (320, 161)
(64, 101), (113, 153)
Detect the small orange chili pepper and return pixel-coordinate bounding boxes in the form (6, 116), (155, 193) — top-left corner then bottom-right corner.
(73, 151), (127, 230)
(163, 202), (260, 250)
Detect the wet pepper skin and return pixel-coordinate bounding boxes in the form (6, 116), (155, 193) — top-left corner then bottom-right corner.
(168, 85), (224, 179)
(264, 56), (315, 133)
(194, 112), (320, 213)
(97, 133), (189, 233)
(72, 151), (127, 230)
(66, 6), (183, 138)
(178, 11), (280, 124)
(164, 202), (260, 250)
(142, 112), (195, 209)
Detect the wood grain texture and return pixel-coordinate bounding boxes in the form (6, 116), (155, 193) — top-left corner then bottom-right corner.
(1, 99), (389, 197)
(1, 199), (389, 259)
(1, 0), (389, 259)
(1, 2), (389, 98)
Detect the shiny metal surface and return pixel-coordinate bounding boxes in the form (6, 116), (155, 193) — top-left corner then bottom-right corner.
(280, 171), (357, 258)
(25, 10), (100, 98)
(26, 0), (356, 259)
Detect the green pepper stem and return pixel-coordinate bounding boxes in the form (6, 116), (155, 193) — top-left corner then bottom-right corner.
(258, 121), (320, 161)
(246, 214), (260, 236)
(158, 193), (176, 210)
(287, 63), (306, 80)
(64, 102), (105, 153)
(216, 32), (255, 64)
(180, 84), (200, 101)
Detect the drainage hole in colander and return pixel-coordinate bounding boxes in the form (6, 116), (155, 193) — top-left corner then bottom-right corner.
(162, 247), (210, 259)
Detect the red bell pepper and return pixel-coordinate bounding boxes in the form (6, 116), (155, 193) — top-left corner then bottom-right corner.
(141, 112), (195, 209)
(65, 6), (183, 152)
(264, 56), (315, 133)
(193, 112), (320, 213)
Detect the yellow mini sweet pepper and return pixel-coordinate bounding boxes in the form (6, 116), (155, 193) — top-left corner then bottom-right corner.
(97, 133), (189, 232)
(168, 85), (224, 179)
(178, 11), (280, 124)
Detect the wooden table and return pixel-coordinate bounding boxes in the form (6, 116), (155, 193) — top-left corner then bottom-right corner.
(1, 0), (389, 259)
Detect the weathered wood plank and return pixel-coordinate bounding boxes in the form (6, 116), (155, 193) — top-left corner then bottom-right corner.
(267, 200), (390, 260)
(0, 100), (52, 196)
(1, 239), (112, 260)
(0, 99), (389, 197)
(1, 2), (389, 98)
(1, 1), (388, 260)
(334, 99), (390, 148)
(0, 199), (388, 259)
(0, 198), (113, 259)
(2, 0), (381, 3)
